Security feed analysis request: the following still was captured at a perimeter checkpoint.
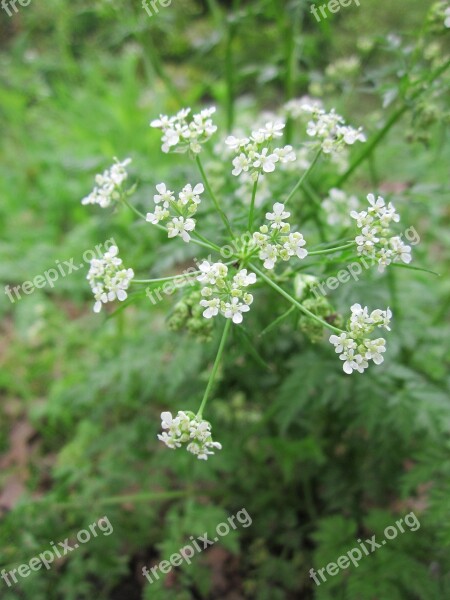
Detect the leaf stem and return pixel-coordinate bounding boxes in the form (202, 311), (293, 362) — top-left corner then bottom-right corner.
(250, 263), (344, 334)
(285, 149), (321, 205)
(248, 177), (259, 231)
(308, 242), (355, 256)
(197, 319), (232, 418)
(195, 155), (235, 239)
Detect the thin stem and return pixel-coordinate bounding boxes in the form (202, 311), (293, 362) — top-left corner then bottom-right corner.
(197, 319), (232, 418)
(285, 149), (321, 205)
(260, 305), (296, 337)
(132, 272), (200, 284)
(121, 196), (218, 253)
(250, 263), (345, 334)
(195, 155), (235, 238)
(308, 242), (355, 256)
(335, 58), (450, 187)
(248, 176), (259, 231)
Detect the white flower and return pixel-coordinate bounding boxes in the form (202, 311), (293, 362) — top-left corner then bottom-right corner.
(197, 261), (228, 285)
(445, 7), (450, 28)
(223, 297), (250, 324)
(167, 217), (196, 242)
(261, 121), (285, 139)
(178, 183), (204, 205)
(200, 298), (221, 319)
(197, 262), (256, 324)
(283, 232), (308, 259)
(352, 194), (413, 271)
(232, 269), (257, 288)
(274, 145), (296, 164)
(151, 107), (217, 154)
(154, 183), (175, 206)
(157, 410), (221, 460)
(258, 243), (279, 269)
(330, 305), (393, 374)
(87, 245), (134, 313)
(232, 153), (251, 176)
(305, 108), (366, 154)
(146, 205), (169, 224)
(252, 148), (279, 173)
(82, 158), (131, 208)
(266, 202), (290, 229)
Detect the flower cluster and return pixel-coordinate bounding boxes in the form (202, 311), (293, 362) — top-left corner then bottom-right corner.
(157, 411), (222, 460)
(252, 203), (308, 269)
(146, 182), (204, 243)
(446, 6), (450, 27)
(81, 158), (131, 208)
(305, 107), (366, 153)
(150, 107), (217, 154)
(226, 122), (296, 180)
(329, 304), (392, 374)
(283, 96), (324, 119)
(197, 262), (256, 324)
(87, 245), (134, 313)
(322, 187), (359, 227)
(351, 193), (412, 271)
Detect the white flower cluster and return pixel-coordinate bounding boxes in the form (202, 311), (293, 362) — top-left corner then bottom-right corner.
(351, 193), (412, 271)
(283, 96), (324, 119)
(146, 182), (204, 243)
(252, 203), (308, 269)
(81, 158), (131, 208)
(445, 6), (450, 28)
(226, 122), (296, 180)
(322, 187), (359, 227)
(87, 245), (134, 313)
(197, 262), (256, 324)
(150, 107), (217, 154)
(305, 107), (366, 153)
(157, 411), (222, 460)
(329, 303), (392, 374)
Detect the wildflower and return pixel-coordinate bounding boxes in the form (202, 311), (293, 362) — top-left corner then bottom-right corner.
(150, 107), (217, 154)
(226, 121), (296, 180)
(445, 6), (450, 27)
(329, 304), (391, 374)
(81, 158), (131, 208)
(197, 262), (256, 324)
(146, 182), (204, 243)
(87, 245), (134, 313)
(157, 410), (222, 460)
(252, 203), (308, 269)
(306, 108), (366, 153)
(351, 194), (412, 271)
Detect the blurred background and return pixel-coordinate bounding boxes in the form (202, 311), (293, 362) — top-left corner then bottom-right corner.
(0, 1), (449, 598)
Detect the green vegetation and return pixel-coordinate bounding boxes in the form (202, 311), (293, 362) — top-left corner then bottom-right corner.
(0, 1), (449, 598)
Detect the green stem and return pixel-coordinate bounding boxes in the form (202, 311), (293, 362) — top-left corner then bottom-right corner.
(132, 272), (200, 284)
(335, 59), (450, 187)
(248, 177), (259, 231)
(195, 155), (235, 238)
(250, 263), (344, 334)
(285, 149), (321, 205)
(308, 242), (355, 256)
(121, 196), (218, 252)
(197, 319), (232, 418)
